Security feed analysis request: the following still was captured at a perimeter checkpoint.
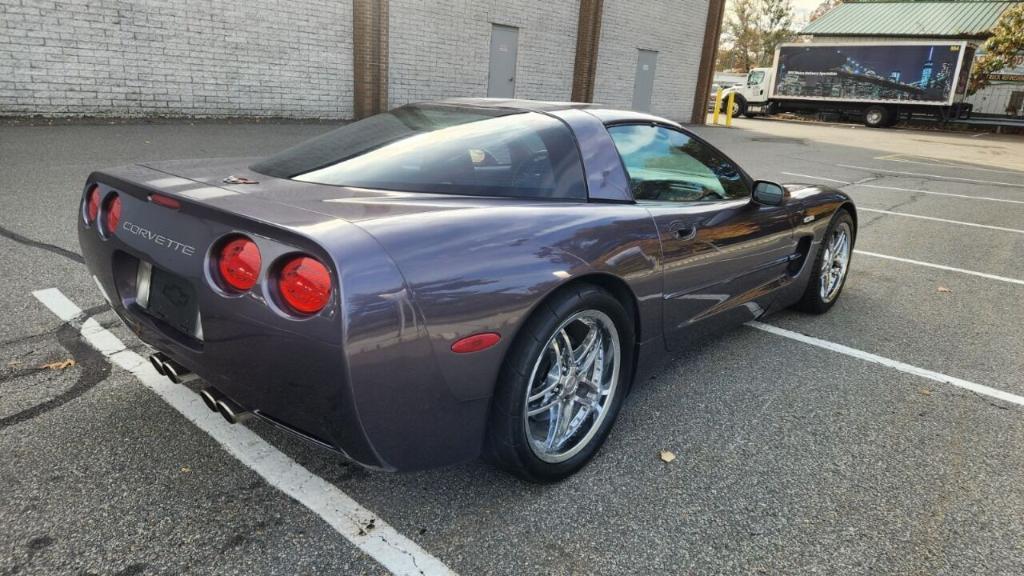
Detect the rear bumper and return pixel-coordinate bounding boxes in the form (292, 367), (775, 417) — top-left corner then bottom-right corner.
(78, 168), (493, 472)
(80, 218), (387, 468)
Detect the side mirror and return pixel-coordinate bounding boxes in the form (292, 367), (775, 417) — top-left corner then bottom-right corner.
(753, 181), (786, 206)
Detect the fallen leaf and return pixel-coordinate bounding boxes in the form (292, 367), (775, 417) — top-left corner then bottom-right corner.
(180, 466), (192, 473)
(40, 359), (75, 370)
(919, 388), (932, 396)
(937, 286), (952, 293)
(659, 450), (677, 463)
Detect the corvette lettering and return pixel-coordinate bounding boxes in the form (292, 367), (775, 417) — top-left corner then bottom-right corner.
(121, 221), (196, 256)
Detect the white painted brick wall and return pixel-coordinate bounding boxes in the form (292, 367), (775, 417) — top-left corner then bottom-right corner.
(388, 0), (580, 106)
(0, 0), (353, 118)
(1, 0), (712, 119)
(593, 0), (708, 121)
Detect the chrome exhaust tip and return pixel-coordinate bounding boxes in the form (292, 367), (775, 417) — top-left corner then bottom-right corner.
(215, 398), (250, 424)
(148, 352), (193, 383)
(161, 358), (191, 384)
(149, 353), (167, 376)
(198, 388), (223, 413)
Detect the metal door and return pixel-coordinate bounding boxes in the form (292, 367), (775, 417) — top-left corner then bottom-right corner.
(487, 25), (519, 98)
(632, 49), (657, 112)
(1009, 91), (1024, 117)
(647, 200), (796, 350)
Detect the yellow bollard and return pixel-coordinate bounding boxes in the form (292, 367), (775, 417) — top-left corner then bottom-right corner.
(711, 88), (724, 125)
(725, 92), (736, 127)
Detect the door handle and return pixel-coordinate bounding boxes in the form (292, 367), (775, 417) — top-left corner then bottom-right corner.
(669, 221), (697, 241)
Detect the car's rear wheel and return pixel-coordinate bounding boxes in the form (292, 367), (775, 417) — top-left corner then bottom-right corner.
(485, 284), (634, 482)
(795, 210), (855, 314)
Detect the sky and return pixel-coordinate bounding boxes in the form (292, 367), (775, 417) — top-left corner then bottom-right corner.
(791, 0), (827, 26)
(723, 0), (829, 30)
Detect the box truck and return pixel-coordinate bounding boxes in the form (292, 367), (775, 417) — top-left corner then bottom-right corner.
(722, 41), (976, 127)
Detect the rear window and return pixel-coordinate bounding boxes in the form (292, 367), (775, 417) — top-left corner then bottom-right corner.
(251, 105), (587, 200)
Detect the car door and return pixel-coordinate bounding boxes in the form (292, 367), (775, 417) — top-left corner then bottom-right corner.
(606, 124), (797, 350)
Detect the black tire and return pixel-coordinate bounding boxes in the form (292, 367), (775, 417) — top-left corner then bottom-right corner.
(732, 95), (748, 117)
(863, 105), (890, 128)
(485, 284), (635, 483)
(794, 209), (856, 314)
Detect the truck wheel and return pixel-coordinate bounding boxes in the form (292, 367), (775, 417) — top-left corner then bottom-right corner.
(732, 96), (747, 117)
(863, 106), (890, 128)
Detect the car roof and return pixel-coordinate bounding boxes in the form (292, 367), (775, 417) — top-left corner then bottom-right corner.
(429, 98), (681, 128)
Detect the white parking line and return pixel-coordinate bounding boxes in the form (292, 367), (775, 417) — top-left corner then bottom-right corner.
(854, 184), (1024, 205)
(781, 172), (851, 185)
(837, 164), (1024, 188)
(855, 250), (1024, 286)
(32, 288), (456, 576)
(859, 208), (1024, 234)
(783, 172), (1024, 205)
(748, 321), (1024, 407)
(874, 154), (1021, 175)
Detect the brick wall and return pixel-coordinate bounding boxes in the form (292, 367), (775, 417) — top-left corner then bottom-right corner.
(593, 0), (709, 121)
(1, 0), (711, 119)
(0, 0), (353, 118)
(387, 0), (580, 107)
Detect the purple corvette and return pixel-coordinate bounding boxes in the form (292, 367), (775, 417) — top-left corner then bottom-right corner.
(79, 99), (856, 481)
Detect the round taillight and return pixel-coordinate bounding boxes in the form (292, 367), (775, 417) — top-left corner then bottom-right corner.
(85, 185), (101, 224)
(217, 236), (262, 292)
(277, 256), (332, 314)
(104, 194), (122, 234)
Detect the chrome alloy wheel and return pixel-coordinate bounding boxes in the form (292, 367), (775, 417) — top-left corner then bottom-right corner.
(523, 310), (621, 463)
(820, 220), (852, 303)
(866, 109), (883, 125)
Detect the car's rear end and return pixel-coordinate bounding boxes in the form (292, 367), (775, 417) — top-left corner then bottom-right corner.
(78, 162), (445, 470)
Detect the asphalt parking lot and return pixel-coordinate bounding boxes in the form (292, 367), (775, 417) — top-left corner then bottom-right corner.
(2, 117), (1023, 575)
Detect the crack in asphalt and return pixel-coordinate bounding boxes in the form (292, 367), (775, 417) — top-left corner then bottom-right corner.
(378, 533), (427, 576)
(0, 224), (84, 264)
(0, 310), (110, 430)
(0, 304), (108, 350)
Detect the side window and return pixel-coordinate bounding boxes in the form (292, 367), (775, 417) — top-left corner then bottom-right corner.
(606, 124), (748, 203)
(747, 70), (765, 85)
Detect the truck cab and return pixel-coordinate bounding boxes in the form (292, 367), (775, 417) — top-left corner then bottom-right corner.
(722, 68), (772, 116)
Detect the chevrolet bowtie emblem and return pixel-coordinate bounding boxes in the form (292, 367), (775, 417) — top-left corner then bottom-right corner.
(223, 175), (259, 184)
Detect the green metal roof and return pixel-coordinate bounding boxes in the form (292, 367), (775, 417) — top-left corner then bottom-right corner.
(801, 1), (1019, 37)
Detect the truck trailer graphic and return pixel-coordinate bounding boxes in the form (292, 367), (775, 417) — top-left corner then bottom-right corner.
(773, 44), (966, 103)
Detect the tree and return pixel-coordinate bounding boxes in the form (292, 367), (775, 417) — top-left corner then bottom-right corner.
(969, 3), (1024, 95)
(723, 0), (761, 72)
(758, 0), (797, 65)
(720, 0), (799, 72)
(715, 47), (739, 71)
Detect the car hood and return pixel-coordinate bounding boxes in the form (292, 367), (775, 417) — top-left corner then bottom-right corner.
(140, 157), (549, 224)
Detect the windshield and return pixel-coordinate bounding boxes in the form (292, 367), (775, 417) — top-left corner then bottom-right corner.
(251, 104), (588, 200)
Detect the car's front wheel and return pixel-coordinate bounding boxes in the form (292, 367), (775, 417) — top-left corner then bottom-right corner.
(795, 209), (855, 314)
(486, 284), (634, 482)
